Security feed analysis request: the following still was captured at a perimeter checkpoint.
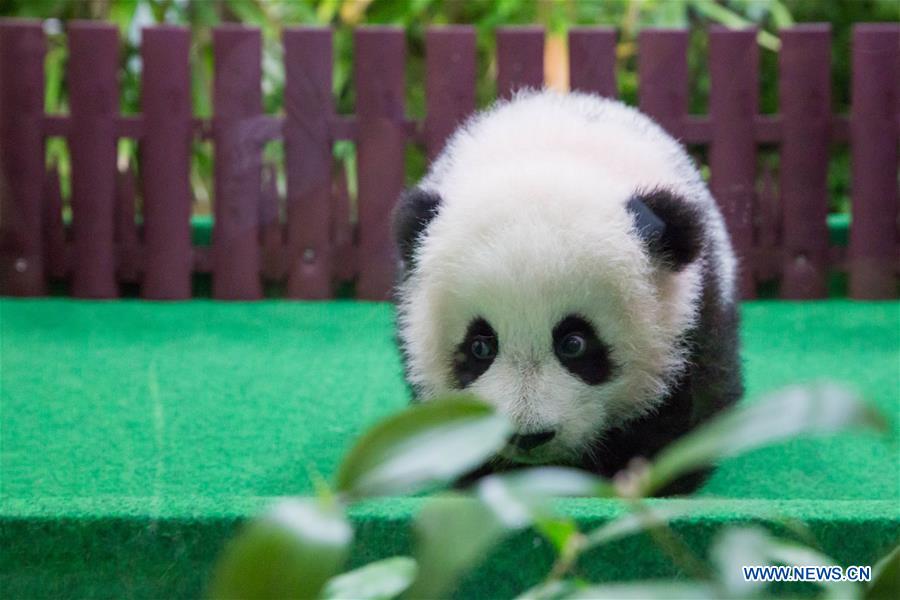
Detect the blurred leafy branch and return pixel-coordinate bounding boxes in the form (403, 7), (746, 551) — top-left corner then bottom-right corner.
(0, 0), (896, 214)
(208, 385), (894, 599)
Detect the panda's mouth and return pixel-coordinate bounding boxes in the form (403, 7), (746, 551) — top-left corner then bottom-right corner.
(499, 429), (561, 463)
(499, 443), (555, 464)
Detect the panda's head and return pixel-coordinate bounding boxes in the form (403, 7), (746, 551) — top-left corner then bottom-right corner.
(393, 161), (706, 465)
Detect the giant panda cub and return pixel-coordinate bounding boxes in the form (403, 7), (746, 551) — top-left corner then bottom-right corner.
(392, 90), (742, 494)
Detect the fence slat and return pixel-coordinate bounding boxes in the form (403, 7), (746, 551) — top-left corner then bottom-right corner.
(283, 27), (333, 299)
(638, 29), (688, 137)
(425, 26), (476, 161)
(68, 21), (119, 298)
(141, 26), (192, 299)
(779, 25), (831, 299)
(212, 26), (263, 300)
(849, 24), (899, 299)
(497, 27), (544, 99)
(355, 27), (406, 300)
(42, 166), (66, 280)
(568, 27), (617, 98)
(708, 27), (758, 299)
(0, 22), (46, 295)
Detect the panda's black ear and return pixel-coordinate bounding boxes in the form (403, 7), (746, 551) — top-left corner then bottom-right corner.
(627, 188), (704, 271)
(392, 187), (442, 265)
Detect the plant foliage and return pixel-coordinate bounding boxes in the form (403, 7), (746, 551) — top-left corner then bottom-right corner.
(208, 385), (894, 599)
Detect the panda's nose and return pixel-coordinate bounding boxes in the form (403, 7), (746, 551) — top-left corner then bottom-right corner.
(511, 430), (556, 450)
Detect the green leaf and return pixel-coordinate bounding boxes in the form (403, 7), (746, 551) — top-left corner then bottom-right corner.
(515, 579), (585, 600)
(767, 542), (861, 600)
(565, 582), (717, 599)
(712, 527), (861, 600)
(481, 468), (611, 548)
(408, 468), (610, 599)
(490, 467), (614, 498)
(209, 499), (352, 600)
(407, 494), (510, 599)
(107, 0), (139, 36)
(409, 470), (565, 599)
(769, 0), (795, 28)
(583, 503), (695, 550)
(711, 527), (777, 597)
(642, 383), (883, 496)
(689, 0), (781, 51)
(867, 544), (900, 600)
(44, 45), (66, 113)
(225, 0), (267, 27)
(476, 473), (537, 529)
(335, 395), (511, 498)
(690, 0), (753, 28)
(649, 0), (688, 27)
(477, 467), (612, 555)
(535, 517), (580, 555)
(321, 557), (417, 600)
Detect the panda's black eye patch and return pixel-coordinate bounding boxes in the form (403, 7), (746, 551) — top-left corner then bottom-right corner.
(552, 315), (613, 385)
(452, 318), (498, 388)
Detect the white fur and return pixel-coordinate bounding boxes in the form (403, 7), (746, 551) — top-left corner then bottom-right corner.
(397, 90), (737, 462)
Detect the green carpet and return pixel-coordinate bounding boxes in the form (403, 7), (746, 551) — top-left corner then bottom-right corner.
(1, 299), (898, 598)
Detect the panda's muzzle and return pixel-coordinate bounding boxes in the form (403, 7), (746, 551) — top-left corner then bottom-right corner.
(510, 430), (556, 450)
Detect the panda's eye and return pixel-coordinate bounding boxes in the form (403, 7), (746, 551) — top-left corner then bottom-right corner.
(558, 333), (587, 358)
(453, 318), (499, 388)
(552, 314), (613, 385)
(470, 336), (497, 360)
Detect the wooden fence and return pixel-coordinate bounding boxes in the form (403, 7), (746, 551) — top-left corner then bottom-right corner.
(0, 20), (897, 301)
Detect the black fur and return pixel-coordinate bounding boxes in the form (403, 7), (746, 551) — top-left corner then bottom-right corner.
(579, 254), (743, 495)
(552, 315), (614, 385)
(452, 318), (499, 388)
(392, 187), (442, 401)
(627, 188), (705, 270)
(392, 187), (442, 267)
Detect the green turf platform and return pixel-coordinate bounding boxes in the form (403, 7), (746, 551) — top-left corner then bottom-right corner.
(1, 299), (898, 598)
